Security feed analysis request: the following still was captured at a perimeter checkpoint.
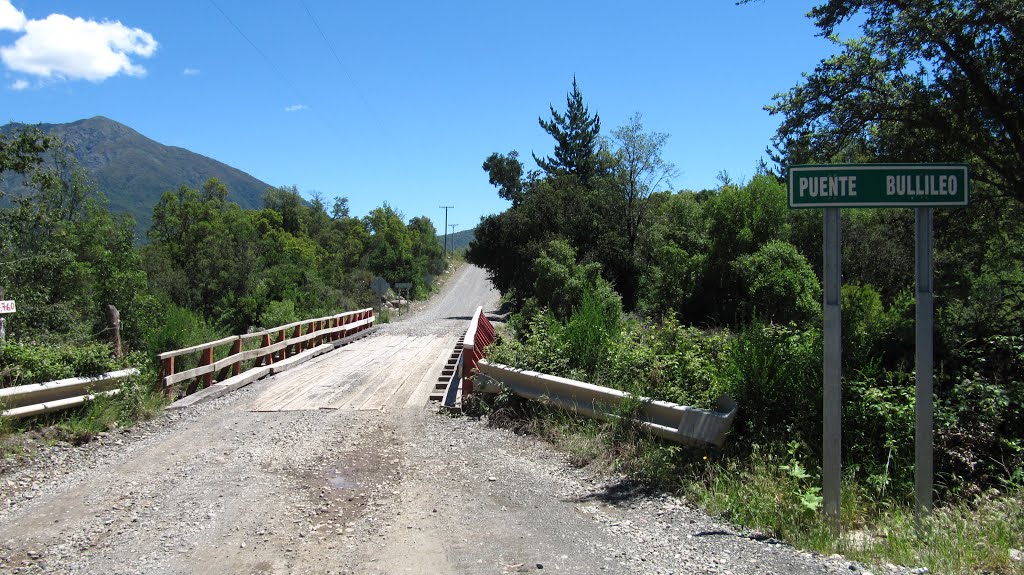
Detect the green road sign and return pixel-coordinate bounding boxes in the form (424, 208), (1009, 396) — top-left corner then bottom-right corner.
(788, 164), (969, 208)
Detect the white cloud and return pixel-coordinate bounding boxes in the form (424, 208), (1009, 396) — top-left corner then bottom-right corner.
(284, 104), (308, 112)
(183, 67), (200, 76)
(0, 4), (157, 83)
(0, 0), (26, 32)
(10, 78), (27, 90)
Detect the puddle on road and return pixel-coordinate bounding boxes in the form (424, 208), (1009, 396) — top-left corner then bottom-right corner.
(327, 476), (358, 490)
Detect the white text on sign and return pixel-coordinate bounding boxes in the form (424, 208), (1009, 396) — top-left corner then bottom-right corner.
(885, 175), (959, 196)
(798, 176), (858, 197)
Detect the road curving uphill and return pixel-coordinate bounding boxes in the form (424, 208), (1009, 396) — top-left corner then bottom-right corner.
(1, 265), (878, 574)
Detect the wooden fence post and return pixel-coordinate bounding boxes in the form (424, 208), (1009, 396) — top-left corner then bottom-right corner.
(162, 356), (175, 397)
(261, 333), (273, 366)
(231, 337), (242, 376)
(106, 305), (122, 358)
(201, 347), (214, 388)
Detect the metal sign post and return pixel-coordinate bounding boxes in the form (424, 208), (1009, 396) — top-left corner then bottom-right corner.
(915, 207), (934, 514)
(788, 163), (968, 526)
(822, 207), (842, 528)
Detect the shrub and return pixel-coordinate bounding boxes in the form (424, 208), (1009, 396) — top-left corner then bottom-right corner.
(0, 341), (123, 388)
(562, 287), (622, 374)
(603, 318), (731, 409)
(723, 322), (822, 443)
(845, 366), (916, 498)
(532, 239), (621, 322)
(732, 240), (820, 326)
(260, 299), (299, 330)
(145, 304), (226, 368)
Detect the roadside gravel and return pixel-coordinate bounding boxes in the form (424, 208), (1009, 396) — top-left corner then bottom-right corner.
(0, 265), (917, 574)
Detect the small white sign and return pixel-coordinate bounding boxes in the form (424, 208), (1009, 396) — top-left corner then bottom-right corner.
(0, 300), (15, 314)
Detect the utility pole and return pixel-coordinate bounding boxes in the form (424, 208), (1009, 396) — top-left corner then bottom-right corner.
(439, 205), (454, 254)
(448, 223), (458, 251)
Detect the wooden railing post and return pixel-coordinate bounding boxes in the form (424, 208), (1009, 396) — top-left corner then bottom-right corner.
(261, 333), (273, 365)
(162, 356), (175, 397)
(293, 324), (303, 354)
(201, 347), (214, 388)
(230, 337), (242, 376)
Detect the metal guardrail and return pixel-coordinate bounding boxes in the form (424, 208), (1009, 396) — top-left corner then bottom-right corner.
(1, 368), (140, 419)
(475, 360), (738, 447)
(159, 308), (375, 398)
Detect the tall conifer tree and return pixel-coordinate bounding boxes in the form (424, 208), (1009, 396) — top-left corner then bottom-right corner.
(533, 78), (603, 186)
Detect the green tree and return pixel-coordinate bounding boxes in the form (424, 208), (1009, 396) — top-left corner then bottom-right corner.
(532, 239), (621, 324)
(607, 113), (677, 308)
(533, 78), (605, 187)
(407, 215), (445, 295)
(263, 185), (305, 235)
(638, 191), (710, 318)
(609, 113), (676, 257)
(763, 0), (1024, 203)
(0, 125), (52, 178)
(692, 175), (792, 324)
(364, 204), (414, 284)
(0, 140), (147, 345)
(482, 151), (528, 207)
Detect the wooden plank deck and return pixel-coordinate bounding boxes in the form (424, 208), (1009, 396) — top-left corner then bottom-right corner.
(251, 333), (452, 412)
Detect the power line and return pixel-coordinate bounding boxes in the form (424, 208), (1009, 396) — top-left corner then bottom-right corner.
(295, 0), (392, 142)
(206, 0), (347, 143)
(207, 0), (296, 96)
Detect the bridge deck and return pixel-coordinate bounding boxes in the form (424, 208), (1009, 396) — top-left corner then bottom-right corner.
(251, 333), (451, 412)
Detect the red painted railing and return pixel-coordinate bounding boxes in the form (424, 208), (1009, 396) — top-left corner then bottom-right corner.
(461, 306), (496, 395)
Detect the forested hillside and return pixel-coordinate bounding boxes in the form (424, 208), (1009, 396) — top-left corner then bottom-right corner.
(0, 117), (274, 236)
(438, 227), (475, 253)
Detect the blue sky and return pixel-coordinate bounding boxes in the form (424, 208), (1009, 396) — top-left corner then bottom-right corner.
(1, 1), (844, 232)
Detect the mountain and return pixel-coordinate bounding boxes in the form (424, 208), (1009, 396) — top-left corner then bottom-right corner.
(0, 116), (274, 237)
(438, 227), (475, 253)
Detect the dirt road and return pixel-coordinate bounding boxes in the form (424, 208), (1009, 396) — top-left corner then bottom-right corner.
(1, 265), (877, 575)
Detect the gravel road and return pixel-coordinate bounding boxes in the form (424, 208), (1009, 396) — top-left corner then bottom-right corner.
(0, 265), (905, 574)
